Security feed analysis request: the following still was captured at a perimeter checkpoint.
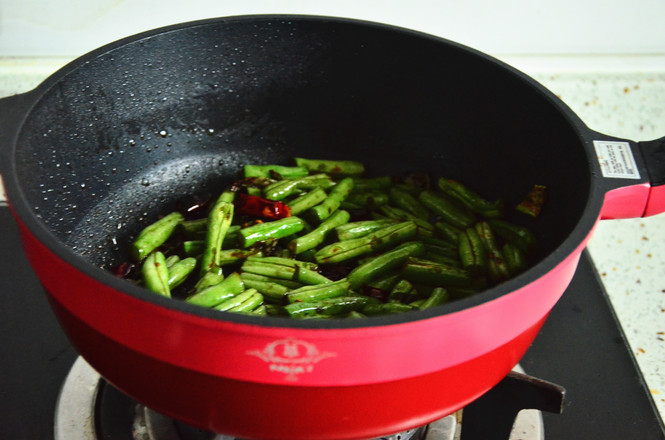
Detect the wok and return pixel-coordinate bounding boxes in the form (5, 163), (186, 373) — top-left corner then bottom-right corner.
(1, 15), (664, 440)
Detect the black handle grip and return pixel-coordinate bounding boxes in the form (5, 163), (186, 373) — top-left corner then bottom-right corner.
(0, 91), (39, 174)
(638, 136), (665, 187)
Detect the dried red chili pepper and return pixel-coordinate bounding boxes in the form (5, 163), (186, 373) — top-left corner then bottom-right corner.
(235, 193), (291, 220)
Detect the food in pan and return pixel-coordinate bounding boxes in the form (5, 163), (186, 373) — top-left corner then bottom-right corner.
(117, 158), (544, 319)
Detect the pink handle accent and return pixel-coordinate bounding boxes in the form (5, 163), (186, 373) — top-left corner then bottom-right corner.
(644, 184), (665, 217)
(601, 182), (665, 219)
(600, 182), (650, 219)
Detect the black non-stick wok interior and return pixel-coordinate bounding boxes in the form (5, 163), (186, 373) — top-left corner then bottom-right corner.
(12, 17), (589, 271)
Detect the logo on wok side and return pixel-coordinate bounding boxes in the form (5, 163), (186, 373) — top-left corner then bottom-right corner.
(247, 337), (336, 381)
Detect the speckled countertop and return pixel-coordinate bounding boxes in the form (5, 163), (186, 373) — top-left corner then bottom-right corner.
(1, 56), (664, 423)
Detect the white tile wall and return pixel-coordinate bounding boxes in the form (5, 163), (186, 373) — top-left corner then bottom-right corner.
(1, 0), (665, 58)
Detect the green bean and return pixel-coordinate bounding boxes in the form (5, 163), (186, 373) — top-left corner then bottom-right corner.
(180, 218), (208, 239)
(185, 272), (244, 308)
(434, 221), (462, 244)
(475, 221), (510, 282)
(287, 188), (327, 215)
(250, 305), (268, 316)
(389, 279), (417, 302)
(437, 178), (505, 218)
(418, 191), (476, 229)
(165, 255), (180, 268)
(351, 176), (392, 192)
(284, 295), (377, 318)
(227, 290), (264, 313)
(294, 157), (365, 176)
(335, 219), (399, 241)
(264, 174), (334, 200)
(502, 243), (528, 276)
(347, 241), (425, 289)
(240, 274), (289, 302)
(238, 272), (304, 289)
(286, 279), (351, 303)
(307, 177), (354, 222)
(346, 192), (390, 208)
(419, 287), (449, 310)
(347, 310), (368, 318)
(244, 164), (309, 179)
(377, 205), (434, 236)
(487, 219), (538, 256)
(389, 187), (430, 219)
(289, 210), (350, 255)
(245, 256), (318, 270)
(142, 251), (171, 297)
(201, 195), (234, 274)
(214, 289), (261, 312)
(402, 257), (473, 287)
(315, 221), (417, 264)
(458, 228), (488, 276)
(132, 212), (184, 262)
(362, 303), (416, 316)
(183, 240), (205, 257)
(241, 259), (331, 285)
(193, 270), (225, 293)
(238, 217), (305, 248)
(366, 272), (401, 291)
(167, 257), (197, 289)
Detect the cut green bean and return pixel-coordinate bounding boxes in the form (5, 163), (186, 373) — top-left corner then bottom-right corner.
(434, 221), (463, 244)
(419, 191), (476, 229)
(458, 228), (488, 276)
(315, 221), (417, 264)
(241, 259), (332, 285)
(180, 218), (208, 239)
(167, 257), (197, 289)
(402, 257), (473, 287)
(502, 243), (528, 276)
(214, 289), (260, 312)
(239, 217), (305, 248)
(294, 158), (365, 176)
(389, 279), (417, 302)
(475, 221), (510, 282)
(240, 274), (289, 302)
(437, 178), (505, 218)
(193, 270), (225, 293)
(366, 272), (401, 291)
(244, 164), (309, 179)
(200, 194), (234, 274)
(185, 272), (244, 308)
(142, 251), (171, 297)
(286, 279), (351, 303)
(238, 272), (304, 289)
(165, 255), (180, 268)
(487, 219), (539, 256)
(362, 303), (416, 316)
(227, 290), (264, 313)
(335, 219), (398, 241)
(351, 176), (392, 192)
(419, 287), (449, 310)
(347, 241), (426, 289)
(264, 174), (334, 200)
(346, 192), (390, 208)
(307, 177), (354, 222)
(389, 187), (430, 219)
(132, 212), (184, 261)
(284, 295), (377, 318)
(289, 210), (350, 254)
(287, 188), (327, 215)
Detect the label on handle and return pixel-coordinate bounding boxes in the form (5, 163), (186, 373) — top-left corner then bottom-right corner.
(593, 140), (641, 179)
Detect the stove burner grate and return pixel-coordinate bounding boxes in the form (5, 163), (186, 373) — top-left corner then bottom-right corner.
(55, 357), (554, 440)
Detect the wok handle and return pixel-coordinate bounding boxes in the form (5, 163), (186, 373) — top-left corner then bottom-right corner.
(637, 136), (665, 217)
(0, 91), (38, 195)
(593, 135), (665, 220)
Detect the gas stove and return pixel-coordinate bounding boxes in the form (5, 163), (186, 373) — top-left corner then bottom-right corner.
(1, 206), (664, 439)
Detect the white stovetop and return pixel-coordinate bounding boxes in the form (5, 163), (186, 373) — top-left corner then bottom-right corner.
(1, 56), (664, 424)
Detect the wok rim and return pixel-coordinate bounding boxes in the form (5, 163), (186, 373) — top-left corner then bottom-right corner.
(3, 14), (605, 330)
